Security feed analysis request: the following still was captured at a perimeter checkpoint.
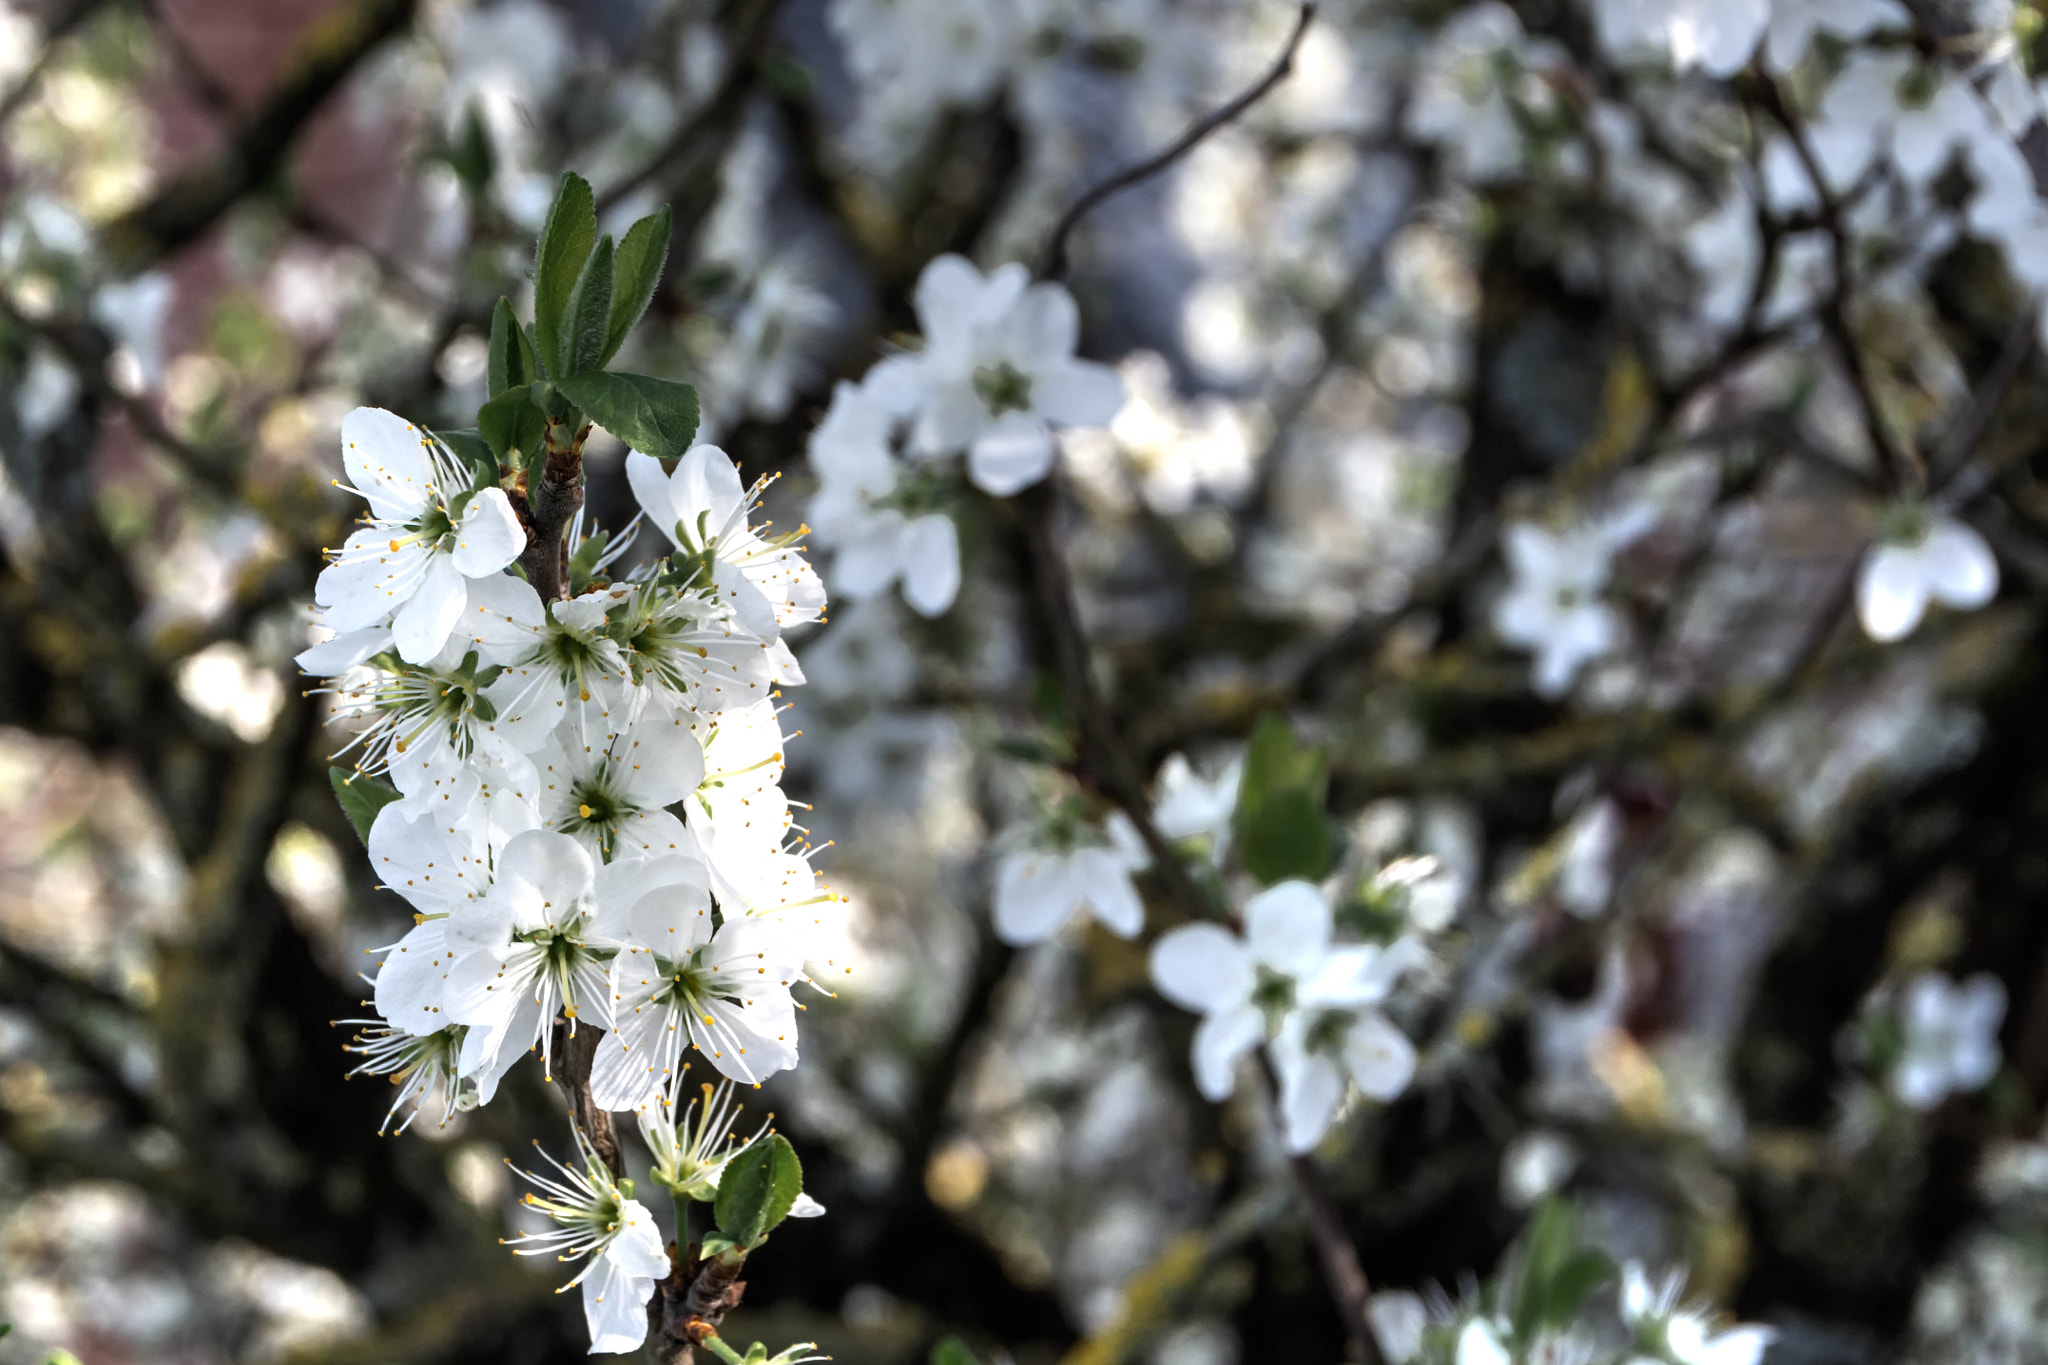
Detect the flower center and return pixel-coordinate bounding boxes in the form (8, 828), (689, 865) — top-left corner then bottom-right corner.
(561, 773), (635, 854)
(973, 362), (1034, 417)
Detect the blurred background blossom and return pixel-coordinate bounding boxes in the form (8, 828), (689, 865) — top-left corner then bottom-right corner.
(9, 0), (2048, 1363)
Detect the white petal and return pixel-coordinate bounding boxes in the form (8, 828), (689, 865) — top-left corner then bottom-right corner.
(1343, 1011), (1417, 1100)
(1857, 543), (1931, 642)
(1921, 518), (1998, 611)
(1278, 1048), (1346, 1153)
(580, 1259), (656, 1355)
(373, 920), (452, 1033)
(624, 450), (679, 543)
(992, 851), (1078, 944)
(966, 415), (1055, 496)
(1455, 1320), (1511, 1365)
(294, 624), (392, 675)
(862, 354), (929, 415)
(451, 488), (526, 576)
(914, 254), (991, 358)
(341, 407), (432, 521)
(1191, 1002), (1263, 1101)
(1149, 923), (1253, 1013)
(1006, 283), (1080, 363)
(1033, 359), (1125, 428)
(1071, 848), (1145, 937)
(392, 556), (468, 663)
(1244, 880), (1333, 977)
(494, 829), (596, 911)
(675, 444), (746, 533)
(899, 513), (961, 616)
(787, 1192), (827, 1218)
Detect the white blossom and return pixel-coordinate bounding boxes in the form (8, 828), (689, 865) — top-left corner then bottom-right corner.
(504, 1126), (672, 1355)
(1152, 751), (1243, 863)
(1620, 1264), (1776, 1365)
(1892, 971), (2006, 1110)
(992, 813), (1148, 945)
(1492, 510), (1653, 698)
(1856, 509), (1998, 643)
(807, 379), (962, 617)
(315, 408), (526, 664)
(626, 444), (825, 635)
(867, 255), (1125, 496)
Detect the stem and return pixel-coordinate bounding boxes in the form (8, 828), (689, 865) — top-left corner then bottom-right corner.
(1038, 3), (1316, 278)
(1014, 478), (1383, 1364)
(518, 417), (588, 603)
(674, 1189), (693, 1255)
(550, 1018), (624, 1179)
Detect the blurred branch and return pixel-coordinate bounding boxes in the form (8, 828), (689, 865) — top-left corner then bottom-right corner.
(100, 0), (419, 273)
(1756, 74), (1923, 495)
(595, 0), (787, 217)
(1038, 3), (1317, 279)
(1014, 477), (1384, 1364)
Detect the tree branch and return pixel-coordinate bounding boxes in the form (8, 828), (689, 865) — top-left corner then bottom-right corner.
(100, 0), (418, 272)
(1038, 3), (1316, 279)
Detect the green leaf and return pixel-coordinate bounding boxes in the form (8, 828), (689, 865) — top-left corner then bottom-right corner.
(329, 767), (400, 846)
(1231, 713), (1330, 885)
(563, 233), (615, 376)
(930, 1337), (981, 1365)
(443, 101), (495, 197)
(714, 1134), (802, 1251)
(1510, 1197), (1580, 1343)
(602, 206), (670, 367)
(1541, 1249), (1615, 1330)
(552, 370), (699, 458)
(487, 296), (539, 397)
(478, 385), (549, 466)
(532, 171), (596, 379)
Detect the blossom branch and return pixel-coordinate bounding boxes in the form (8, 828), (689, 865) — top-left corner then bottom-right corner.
(515, 419), (589, 603)
(1037, 3), (1317, 279)
(1014, 480), (1384, 1365)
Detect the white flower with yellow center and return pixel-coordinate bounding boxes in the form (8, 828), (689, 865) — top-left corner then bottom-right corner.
(503, 1125), (672, 1355)
(315, 407), (525, 664)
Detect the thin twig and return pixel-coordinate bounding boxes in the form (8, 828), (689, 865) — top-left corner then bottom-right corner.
(1756, 74), (1924, 494)
(1931, 301), (2039, 505)
(1014, 478), (1383, 1364)
(1038, 3), (1317, 279)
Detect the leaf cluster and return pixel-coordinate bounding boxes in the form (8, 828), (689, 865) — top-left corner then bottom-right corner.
(456, 173), (700, 469)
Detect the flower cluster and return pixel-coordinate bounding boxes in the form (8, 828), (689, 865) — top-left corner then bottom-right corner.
(308, 409), (833, 1352)
(1151, 876), (1436, 1153)
(803, 254), (1125, 619)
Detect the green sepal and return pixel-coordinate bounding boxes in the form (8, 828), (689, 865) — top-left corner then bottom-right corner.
(568, 528), (611, 596)
(697, 1231), (743, 1261)
(551, 370), (699, 457)
(602, 205), (671, 366)
(329, 767), (401, 846)
(564, 232), (615, 376)
(713, 1133), (802, 1251)
(532, 171), (596, 379)
(1231, 713), (1331, 885)
(930, 1337), (982, 1365)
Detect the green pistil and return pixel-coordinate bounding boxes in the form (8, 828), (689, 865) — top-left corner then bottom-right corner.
(973, 362), (1034, 417)
(1251, 966), (1296, 1017)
